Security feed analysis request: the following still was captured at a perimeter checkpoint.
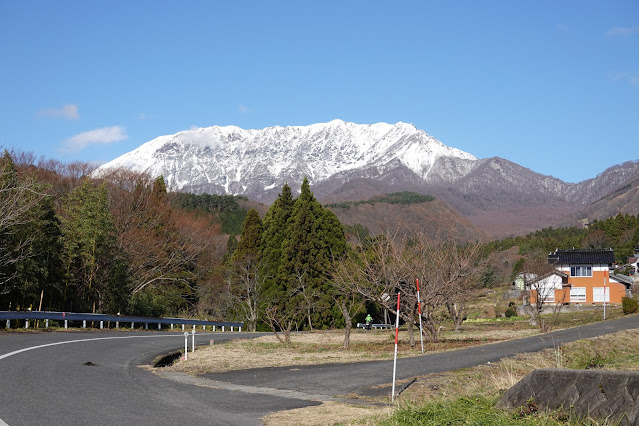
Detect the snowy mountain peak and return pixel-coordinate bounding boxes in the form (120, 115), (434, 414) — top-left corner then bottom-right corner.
(95, 120), (477, 200)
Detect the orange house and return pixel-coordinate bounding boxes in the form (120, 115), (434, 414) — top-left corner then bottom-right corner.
(530, 249), (633, 305)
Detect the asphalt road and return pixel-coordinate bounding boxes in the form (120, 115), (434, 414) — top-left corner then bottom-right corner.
(200, 315), (639, 400)
(0, 330), (318, 426)
(1, 315), (639, 425)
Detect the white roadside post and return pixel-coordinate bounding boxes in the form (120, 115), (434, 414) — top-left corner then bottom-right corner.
(184, 332), (189, 361)
(416, 279), (424, 354)
(604, 270), (608, 320)
(191, 330), (196, 353)
(392, 292), (401, 402)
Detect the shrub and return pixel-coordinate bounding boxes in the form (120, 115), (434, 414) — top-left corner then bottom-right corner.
(504, 306), (518, 318)
(622, 296), (638, 315)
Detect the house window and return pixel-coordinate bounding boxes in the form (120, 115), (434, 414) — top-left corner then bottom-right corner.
(593, 287), (610, 303)
(570, 265), (592, 277)
(570, 287), (586, 303)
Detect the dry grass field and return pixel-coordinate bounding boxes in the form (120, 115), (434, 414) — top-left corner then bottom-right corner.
(157, 310), (637, 425)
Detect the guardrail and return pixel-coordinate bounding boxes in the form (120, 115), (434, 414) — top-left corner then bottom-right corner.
(0, 311), (243, 332)
(356, 322), (394, 330)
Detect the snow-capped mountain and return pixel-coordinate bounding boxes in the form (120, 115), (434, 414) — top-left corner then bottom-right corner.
(94, 120), (639, 236)
(95, 119), (477, 200)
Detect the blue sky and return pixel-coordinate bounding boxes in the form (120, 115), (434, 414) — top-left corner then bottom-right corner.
(0, 1), (637, 183)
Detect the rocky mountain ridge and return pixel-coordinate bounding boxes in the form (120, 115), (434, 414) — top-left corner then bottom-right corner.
(95, 121), (639, 236)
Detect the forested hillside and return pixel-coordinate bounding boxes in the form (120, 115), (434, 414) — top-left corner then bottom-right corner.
(3, 149), (638, 338)
(0, 152), (349, 334)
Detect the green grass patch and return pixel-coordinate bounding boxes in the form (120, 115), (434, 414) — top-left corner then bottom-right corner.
(379, 395), (615, 425)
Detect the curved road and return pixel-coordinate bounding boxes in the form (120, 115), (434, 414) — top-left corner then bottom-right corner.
(1, 315), (639, 425)
(0, 331), (318, 426)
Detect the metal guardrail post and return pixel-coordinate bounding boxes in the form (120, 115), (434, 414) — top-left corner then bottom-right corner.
(83, 320), (86, 328)
(222, 326), (225, 332)
(64, 320), (68, 329)
(45, 319), (49, 328)
(5, 319), (9, 329)
(100, 321), (103, 329)
(25, 320), (29, 329)
(171, 324), (174, 330)
(131, 322), (134, 329)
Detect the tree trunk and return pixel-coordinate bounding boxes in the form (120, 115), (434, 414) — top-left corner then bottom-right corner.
(407, 311), (416, 348)
(339, 300), (352, 349)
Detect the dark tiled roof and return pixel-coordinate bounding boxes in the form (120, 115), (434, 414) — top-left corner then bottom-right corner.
(548, 249), (615, 265)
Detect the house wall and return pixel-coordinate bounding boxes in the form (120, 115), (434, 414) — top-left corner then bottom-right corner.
(531, 264), (627, 305)
(530, 274), (567, 305)
(558, 264), (625, 304)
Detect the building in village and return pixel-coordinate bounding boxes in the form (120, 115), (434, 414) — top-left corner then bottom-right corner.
(529, 248), (633, 305)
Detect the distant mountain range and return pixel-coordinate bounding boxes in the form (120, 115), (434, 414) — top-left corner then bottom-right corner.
(95, 120), (639, 237)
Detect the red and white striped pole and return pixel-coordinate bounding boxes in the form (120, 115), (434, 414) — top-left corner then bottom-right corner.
(416, 279), (424, 354)
(392, 292), (401, 401)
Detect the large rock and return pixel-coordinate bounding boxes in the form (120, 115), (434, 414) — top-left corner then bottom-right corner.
(497, 368), (639, 425)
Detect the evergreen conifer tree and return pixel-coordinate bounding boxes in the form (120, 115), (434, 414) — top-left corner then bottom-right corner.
(260, 184), (294, 303)
(228, 209), (264, 331)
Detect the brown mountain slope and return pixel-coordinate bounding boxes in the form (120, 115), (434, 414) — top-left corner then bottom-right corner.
(580, 172), (639, 222)
(325, 196), (484, 242)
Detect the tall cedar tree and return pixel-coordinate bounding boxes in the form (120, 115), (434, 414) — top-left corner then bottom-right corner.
(260, 184), (294, 305)
(227, 209), (264, 331)
(59, 179), (118, 312)
(278, 178), (346, 330)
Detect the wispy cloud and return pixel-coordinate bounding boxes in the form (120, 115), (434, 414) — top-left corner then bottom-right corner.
(609, 71), (639, 87)
(138, 113), (155, 120)
(61, 126), (128, 153)
(606, 26), (639, 37)
(556, 24), (570, 33)
(39, 104), (79, 120)
(238, 104), (250, 113)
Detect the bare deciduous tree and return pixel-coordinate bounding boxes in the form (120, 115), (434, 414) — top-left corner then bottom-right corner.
(521, 257), (565, 332)
(0, 152), (50, 291)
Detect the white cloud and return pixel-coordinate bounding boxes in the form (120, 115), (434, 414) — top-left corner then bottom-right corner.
(39, 104), (79, 120)
(610, 71), (639, 87)
(606, 26), (639, 37)
(61, 126), (128, 153)
(238, 104), (250, 113)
